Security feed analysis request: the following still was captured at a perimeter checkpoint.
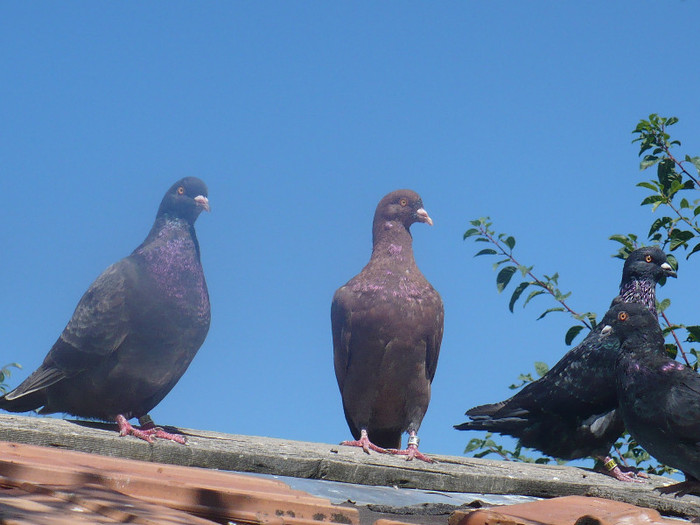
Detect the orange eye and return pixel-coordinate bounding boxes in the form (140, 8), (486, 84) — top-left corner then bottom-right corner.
(618, 311), (628, 321)
(645, 255), (653, 263)
(399, 198), (408, 207)
(177, 186), (185, 195)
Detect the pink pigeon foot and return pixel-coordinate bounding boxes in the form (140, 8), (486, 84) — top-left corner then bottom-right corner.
(387, 432), (433, 463)
(595, 456), (644, 483)
(115, 414), (187, 444)
(340, 429), (389, 455)
(618, 463), (649, 479)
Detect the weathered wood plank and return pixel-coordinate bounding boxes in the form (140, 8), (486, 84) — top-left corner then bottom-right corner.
(0, 414), (698, 519)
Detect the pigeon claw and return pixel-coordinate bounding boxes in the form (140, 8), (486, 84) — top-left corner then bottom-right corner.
(603, 465), (645, 483)
(595, 456), (645, 483)
(115, 414), (187, 444)
(387, 444), (434, 463)
(340, 429), (389, 455)
(656, 479), (700, 498)
(386, 432), (433, 463)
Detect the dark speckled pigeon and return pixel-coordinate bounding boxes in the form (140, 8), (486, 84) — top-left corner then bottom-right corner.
(611, 303), (700, 497)
(0, 177), (211, 443)
(332, 190), (444, 462)
(455, 246), (675, 480)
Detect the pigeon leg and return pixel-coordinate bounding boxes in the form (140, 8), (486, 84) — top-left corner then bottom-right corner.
(595, 456), (644, 483)
(340, 429), (390, 455)
(115, 414), (187, 444)
(387, 431), (433, 463)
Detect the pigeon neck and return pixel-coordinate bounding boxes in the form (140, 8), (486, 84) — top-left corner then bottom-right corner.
(370, 220), (416, 266)
(141, 216), (201, 260)
(618, 278), (658, 318)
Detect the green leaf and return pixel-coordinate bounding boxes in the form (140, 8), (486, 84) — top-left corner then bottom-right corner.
(640, 195), (664, 206)
(492, 258), (512, 270)
(640, 155), (659, 170)
(518, 264), (533, 277)
(565, 325), (585, 346)
(504, 236), (516, 250)
(464, 438), (485, 453)
(648, 217), (673, 237)
(496, 266), (517, 293)
(686, 325), (700, 343)
(657, 298), (671, 312)
(636, 181), (658, 191)
(557, 291), (572, 301)
(463, 228), (479, 239)
(669, 230), (694, 250)
(533, 361), (549, 377)
(609, 234), (637, 253)
(536, 307), (565, 320)
(475, 248), (497, 257)
(687, 242), (700, 259)
(509, 281), (530, 312)
(523, 289), (546, 308)
(686, 156), (700, 174)
(665, 344), (678, 359)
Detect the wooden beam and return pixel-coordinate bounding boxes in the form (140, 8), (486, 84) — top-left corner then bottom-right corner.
(1, 414), (699, 519)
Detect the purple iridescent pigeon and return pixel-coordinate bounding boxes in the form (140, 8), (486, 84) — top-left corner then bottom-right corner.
(455, 246), (675, 481)
(612, 302), (700, 497)
(0, 178), (210, 443)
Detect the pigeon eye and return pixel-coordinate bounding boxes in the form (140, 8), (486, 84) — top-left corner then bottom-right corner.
(399, 198), (408, 207)
(177, 186), (185, 195)
(618, 311), (628, 321)
(645, 255), (653, 263)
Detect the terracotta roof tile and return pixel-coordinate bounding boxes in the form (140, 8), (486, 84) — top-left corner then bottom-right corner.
(450, 495), (682, 525)
(0, 441), (359, 524)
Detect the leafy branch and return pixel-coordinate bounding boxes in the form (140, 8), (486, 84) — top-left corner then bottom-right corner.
(461, 114), (698, 473)
(465, 432), (566, 465)
(465, 217), (595, 345)
(632, 114), (700, 257)
(0, 363), (21, 395)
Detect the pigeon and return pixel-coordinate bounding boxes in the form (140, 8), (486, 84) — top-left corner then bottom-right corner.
(612, 303), (700, 497)
(0, 177), (211, 443)
(331, 190), (444, 462)
(455, 246), (675, 480)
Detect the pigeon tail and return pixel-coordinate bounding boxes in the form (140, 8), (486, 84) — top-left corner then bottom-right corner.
(0, 390), (46, 413)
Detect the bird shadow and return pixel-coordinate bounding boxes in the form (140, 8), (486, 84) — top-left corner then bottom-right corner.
(65, 418), (185, 438)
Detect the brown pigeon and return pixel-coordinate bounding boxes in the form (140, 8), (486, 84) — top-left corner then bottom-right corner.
(331, 189), (444, 462)
(0, 177), (211, 443)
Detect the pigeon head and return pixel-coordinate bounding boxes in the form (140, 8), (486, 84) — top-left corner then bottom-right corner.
(157, 177), (210, 224)
(599, 302), (661, 344)
(621, 246), (676, 285)
(372, 189), (432, 238)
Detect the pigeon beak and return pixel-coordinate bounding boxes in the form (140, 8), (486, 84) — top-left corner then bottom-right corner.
(601, 325), (612, 336)
(194, 195), (210, 212)
(415, 208), (433, 226)
(661, 262), (677, 278)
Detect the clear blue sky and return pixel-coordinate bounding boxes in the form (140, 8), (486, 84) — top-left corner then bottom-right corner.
(2, 3), (700, 462)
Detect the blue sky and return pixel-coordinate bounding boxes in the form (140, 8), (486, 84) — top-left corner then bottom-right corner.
(2, 3), (700, 462)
